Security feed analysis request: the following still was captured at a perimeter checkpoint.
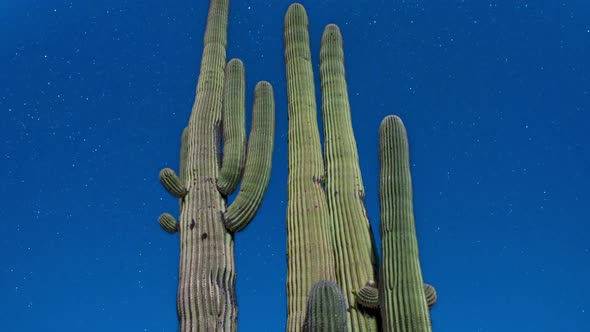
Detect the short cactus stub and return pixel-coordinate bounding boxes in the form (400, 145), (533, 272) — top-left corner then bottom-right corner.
(158, 213), (178, 234)
(304, 280), (348, 332)
(424, 284), (437, 309)
(356, 280), (379, 309)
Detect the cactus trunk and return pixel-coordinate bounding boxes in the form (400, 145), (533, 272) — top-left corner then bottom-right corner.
(284, 4), (337, 331)
(320, 24), (378, 331)
(379, 116), (431, 332)
(180, 0), (237, 330)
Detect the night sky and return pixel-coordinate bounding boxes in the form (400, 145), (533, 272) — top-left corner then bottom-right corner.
(1, 0), (589, 331)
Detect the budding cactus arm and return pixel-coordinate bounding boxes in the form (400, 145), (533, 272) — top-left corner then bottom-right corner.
(423, 284), (437, 309)
(217, 58), (246, 195)
(284, 4), (337, 331)
(319, 23), (378, 331)
(158, 213), (178, 234)
(224, 81), (275, 232)
(379, 115), (431, 331)
(304, 280), (348, 332)
(356, 281), (379, 310)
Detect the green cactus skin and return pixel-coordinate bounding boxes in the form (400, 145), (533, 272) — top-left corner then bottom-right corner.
(423, 284), (437, 309)
(356, 281), (379, 310)
(159, 213), (178, 234)
(217, 58), (246, 195)
(304, 280), (349, 332)
(379, 115), (431, 332)
(159, 168), (188, 198)
(284, 4), (337, 331)
(320, 24), (378, 331)
(224, 81), (275, 232)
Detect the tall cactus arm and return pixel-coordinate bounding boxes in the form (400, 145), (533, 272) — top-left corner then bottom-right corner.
(217, 58), (246, 195)
(379, 115), (431, 332)
(224, 81), (275, 232)
(284, 4), (337, 331)
(320, 23), (378, 331)
(303, 280), (348, 332)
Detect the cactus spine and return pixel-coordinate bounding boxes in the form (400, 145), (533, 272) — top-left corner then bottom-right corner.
(284, 4), (338, 331)
(379, 116), (431, 332)
(157, 0), (274, 330)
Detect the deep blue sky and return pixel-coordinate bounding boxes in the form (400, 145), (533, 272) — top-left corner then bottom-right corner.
(1, 0), (589, 331)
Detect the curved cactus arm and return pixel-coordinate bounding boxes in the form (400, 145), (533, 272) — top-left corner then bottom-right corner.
(217, 58), (246, 195)
(304, 280), (348, 332)
(224, 81), (275, 232)
(284, 4), (337, 331)
(379, 115), (431, 332)
(423, 283), (437, 309)
(356, 280), (379, 310)
(158, 213), (178, 234)
(159, 168), (188, 198)
(319, 23), (379, 331)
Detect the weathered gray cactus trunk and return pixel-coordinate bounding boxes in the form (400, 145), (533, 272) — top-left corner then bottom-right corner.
(157, 1), (275, 330)
(178, 0), (236, 330)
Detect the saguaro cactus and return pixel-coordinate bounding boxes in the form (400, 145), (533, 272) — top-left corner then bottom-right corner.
(157, 0), (275, 330)
(284, 4), (377, 331)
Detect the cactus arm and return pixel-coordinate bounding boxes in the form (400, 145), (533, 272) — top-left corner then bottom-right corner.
(224, 81), (275, 232)
(303, 280), (349, 332)
(356, 281), (379, 310)
(159, 168), (188, 198)
(379, 115), (431, 332)
(284, 4), (337, 331)
(217, 58), (246, 195)
(423, 284), (437, 309)
(159, 213), (179, 234)
(319, 24), (378, 331)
